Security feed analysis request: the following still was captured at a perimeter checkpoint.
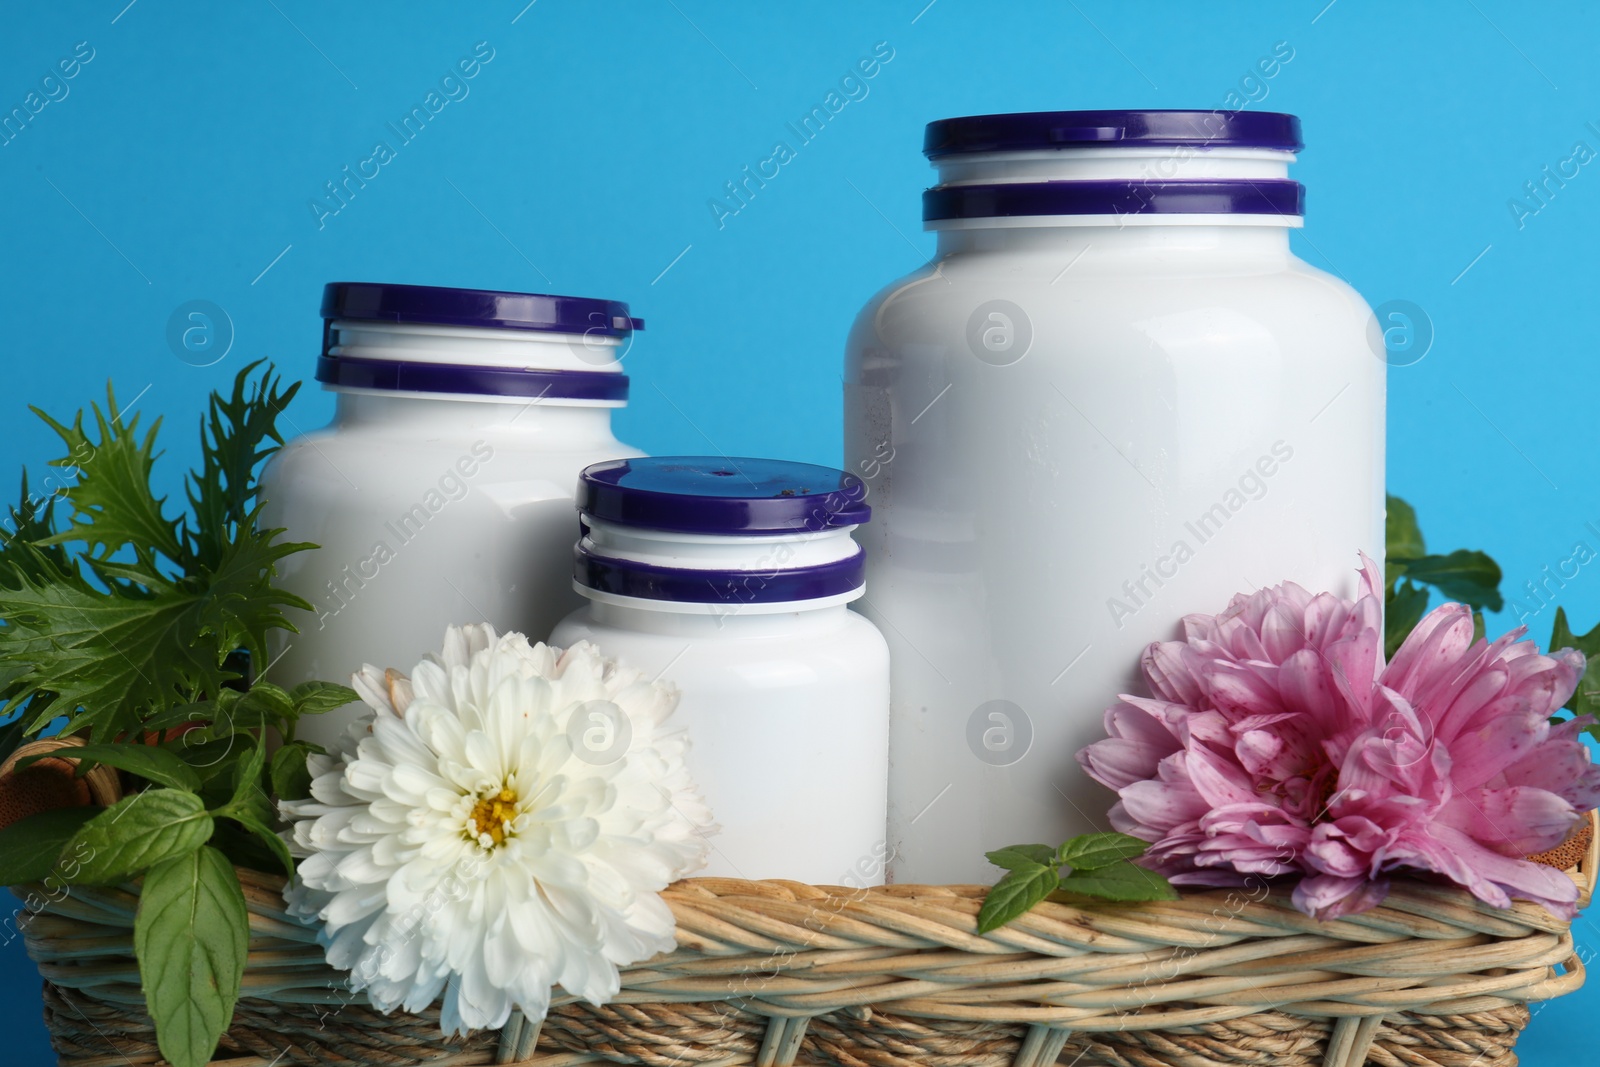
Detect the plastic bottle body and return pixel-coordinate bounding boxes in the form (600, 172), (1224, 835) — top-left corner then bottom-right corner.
(845, 222), (1384, 883)
(550, 600), (891, 885)
(260, 312), (640, 753)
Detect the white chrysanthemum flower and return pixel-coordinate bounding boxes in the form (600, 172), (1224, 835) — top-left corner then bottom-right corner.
(280, 624), (714, 1034)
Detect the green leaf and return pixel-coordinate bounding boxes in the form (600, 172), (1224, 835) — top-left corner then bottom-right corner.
(33, 393), (186, 565)
(289, 680), (358, 717)
(1054, 860), (1180, 903)
(1552, 608), (1600, 727)
(269, 742), (314, 803)
(135, 845), (248, 1067)
(1385, 494), (1425, 564)
(64, 789), (213, 885)
(0, 806), (100, 885)
(986, 844), (1056, 871)
(17, 742), (200, 792)
(1056, 832), (1151, 871)
(976, 861), (1060, 934)
(229, 810), (294, 878)
(1385, 580), (1431, 659)
(1399, 550), (1504, 612)
(0, 363), (314, 746)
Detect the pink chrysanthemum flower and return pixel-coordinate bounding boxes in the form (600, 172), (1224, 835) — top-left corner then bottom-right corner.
(1078, 556), (1600, 919)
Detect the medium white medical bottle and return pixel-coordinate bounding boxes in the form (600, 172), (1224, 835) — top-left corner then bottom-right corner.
(843, 110), (1385, 883)
(549, 457), (892, 886)
(260, 282), (644, 752)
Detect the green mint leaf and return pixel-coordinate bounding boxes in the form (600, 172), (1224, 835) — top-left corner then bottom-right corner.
(0, 806), (100, 885)
(1385, 494), (1425, 565)
(269, 742), (314, 803)
(976, 861), (1059, 934)
(1056, 832), (1151, 871)
(135, 845), (247, 1067)
(1055, 860), (1179, 903)
(1399, 550), (1504, 612)
(229, 810), (294, 878)
(289, 680), (358, 717)
(986, 844), (1056, 871)
(17, 742), (200, 793)
(64, 789), (213, 885)
(1384, 580), (1430, 659)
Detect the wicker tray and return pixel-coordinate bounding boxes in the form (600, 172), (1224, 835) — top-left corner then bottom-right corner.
(14, 811), (1595, 1067)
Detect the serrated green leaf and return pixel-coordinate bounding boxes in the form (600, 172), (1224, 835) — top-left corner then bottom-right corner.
(288, 680), (358, 717)
(135, 846), (247, 1067)
(17, 742), (200, 793)
(977, 861), (1060, 934)
(1056, 832), (1151, 871)
(1400, 550), (1504, 612)
(33, 394), (186, 565)
(0, 806), (100, 885)
(269, 742), (314, 803)
(1054, 860), (1179, 903)
(1386, 494), (1425, 564)
(64, 789), (212, 885)
(1385, 580), (1431, 659)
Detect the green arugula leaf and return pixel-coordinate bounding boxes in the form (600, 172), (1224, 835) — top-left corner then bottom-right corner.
(0, 806), (100, 885)
(135, 846), (248, 1067)
(186, 362), (300, 571)
(16, 742), (200, 793)
(1386, 494), (1425, 565)
(33, 393), (186, 566)
(289, 680), (358, 717)
(1399, 550), (1504, 612)
(64, 789), (213, 885)
(976, 861), (1060, 933)
(269, 742), (314, 803)
(1054, 860), (1180, 902)
(1056, 832), (1151, 871)
(1385, 580), (1431, 659)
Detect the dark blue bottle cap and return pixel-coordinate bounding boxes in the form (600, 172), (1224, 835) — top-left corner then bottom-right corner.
(322, 282), (643, 337)
(924, 110), (1303, 158)
(578, 457), (870, 535)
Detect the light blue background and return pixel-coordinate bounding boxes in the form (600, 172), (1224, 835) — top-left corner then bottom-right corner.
(2, 1), (1597, 1063)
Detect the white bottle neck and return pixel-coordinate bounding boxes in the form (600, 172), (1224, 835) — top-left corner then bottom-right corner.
(584, 598), (853, 635)
(934, 223), (1293, 262)
(328, 319), (627, 372)
(933, 145), (1295, 185)
(332, 391), (622, 438)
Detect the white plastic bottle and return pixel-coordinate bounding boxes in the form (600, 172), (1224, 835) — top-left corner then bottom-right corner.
(844, 110), (1385, 883)
(260, 282), (644, 752)
(549, 457), (892, 886)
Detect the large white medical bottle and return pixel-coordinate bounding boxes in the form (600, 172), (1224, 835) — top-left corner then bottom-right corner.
(843, 110), (1385, 883)
(260, 282), (644, 752)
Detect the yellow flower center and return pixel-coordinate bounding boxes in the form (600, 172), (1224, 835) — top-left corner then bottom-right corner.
(467, 787), (519, 849)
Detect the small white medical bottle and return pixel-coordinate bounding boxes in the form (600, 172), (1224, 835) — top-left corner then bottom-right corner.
(549, 457), (892, 886)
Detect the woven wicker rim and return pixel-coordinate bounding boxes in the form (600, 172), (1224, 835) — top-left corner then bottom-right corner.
(13, 810), (1595, 1066)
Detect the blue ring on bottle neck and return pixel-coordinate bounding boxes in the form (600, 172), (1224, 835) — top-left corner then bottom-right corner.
(574, 543), (866, 605)
(316, 354), (630, 402)
(923, 179), (1305, 222)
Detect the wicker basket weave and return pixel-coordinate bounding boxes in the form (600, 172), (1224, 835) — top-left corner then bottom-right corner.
(13, 811), (1594, 1067)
